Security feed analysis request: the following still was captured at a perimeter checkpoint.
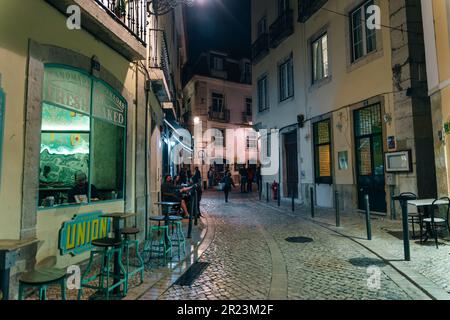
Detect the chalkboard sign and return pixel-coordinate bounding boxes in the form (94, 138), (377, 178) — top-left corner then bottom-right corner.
(0, 88), (4, 186)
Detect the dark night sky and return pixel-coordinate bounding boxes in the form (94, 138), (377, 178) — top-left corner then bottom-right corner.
(186, 0), (251, 61)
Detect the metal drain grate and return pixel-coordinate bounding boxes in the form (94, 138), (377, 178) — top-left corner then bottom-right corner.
(174, 262), (210, 286)
(285, 237), (314, 243)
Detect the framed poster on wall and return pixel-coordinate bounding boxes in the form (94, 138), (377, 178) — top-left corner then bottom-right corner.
(385, 150), (412, 173)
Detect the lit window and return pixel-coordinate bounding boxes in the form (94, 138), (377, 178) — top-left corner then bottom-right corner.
(313, 119), (332, 184)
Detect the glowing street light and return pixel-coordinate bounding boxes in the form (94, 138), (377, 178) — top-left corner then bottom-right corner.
(193, 117), (200, 125)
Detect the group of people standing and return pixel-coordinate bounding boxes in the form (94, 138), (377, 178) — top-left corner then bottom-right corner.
(238, 165), (259, 194)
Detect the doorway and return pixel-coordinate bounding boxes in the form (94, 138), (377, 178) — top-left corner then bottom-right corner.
(354, 104), (386, 213)
(284, 131), (298, 198)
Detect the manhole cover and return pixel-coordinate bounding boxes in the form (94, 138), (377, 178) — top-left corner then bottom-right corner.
(174, 262), (210, 286)
(285, 237), (314, 244)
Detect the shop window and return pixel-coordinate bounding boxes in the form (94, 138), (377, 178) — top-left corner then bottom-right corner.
(38, 65), (126, 209)
(313, 119), (332, 184)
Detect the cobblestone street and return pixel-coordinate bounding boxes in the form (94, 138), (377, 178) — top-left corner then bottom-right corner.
(156, 190), (431, 300)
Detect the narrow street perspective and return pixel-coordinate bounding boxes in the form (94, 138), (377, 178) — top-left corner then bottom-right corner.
(1, 0), (450, 308)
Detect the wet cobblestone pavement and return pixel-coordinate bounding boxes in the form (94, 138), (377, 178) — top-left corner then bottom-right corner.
(158, 191), (427, 300)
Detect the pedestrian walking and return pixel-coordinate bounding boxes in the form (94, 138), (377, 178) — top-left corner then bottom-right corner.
(207, 167), (214, 188)
(239, 165), (247, 193)
(221, 171), (235, 203)
(247, 167), (254, 193)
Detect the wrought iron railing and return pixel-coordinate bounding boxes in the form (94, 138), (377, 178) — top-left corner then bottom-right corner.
(149, 28), (175, 102)
(209, 107), (230, 122)
(95, 0), (147, 44)
(269, 9), (294, 48)
(252, 33), (269, 64)
(298, 0), (328, 23)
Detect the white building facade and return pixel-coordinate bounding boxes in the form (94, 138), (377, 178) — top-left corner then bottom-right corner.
(252, 0), (436, 215)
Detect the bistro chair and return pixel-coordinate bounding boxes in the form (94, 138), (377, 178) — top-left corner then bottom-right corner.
(399, 192), (422, 239)
(422, 197), (450, 249)
(18, 268), (67, 300)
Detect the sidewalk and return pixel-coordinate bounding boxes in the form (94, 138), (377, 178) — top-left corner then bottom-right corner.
(257, 197), (450, 300)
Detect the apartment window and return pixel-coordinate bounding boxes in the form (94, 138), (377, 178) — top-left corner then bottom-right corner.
(312, 33), (329, 83)
(257, 16), (267, 36)
(351, 0), (376, 62)
(214, 129), (225, 147)
(313, 119), (332, 184)
(212, 56), (224, 71)
(245, 98), (253, 115)
(247, 133), (258, 149)
(257, 76), (269, 112)
(266, 132), (272, 157)
(278, 55), (294, 101)
(212, 93), (224, 113)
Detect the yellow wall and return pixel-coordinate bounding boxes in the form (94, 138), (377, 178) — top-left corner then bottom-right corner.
(0, 0), (140, 266)
(434, 0), (450, 83)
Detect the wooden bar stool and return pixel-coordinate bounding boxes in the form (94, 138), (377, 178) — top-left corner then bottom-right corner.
(18, 268), (67, 300)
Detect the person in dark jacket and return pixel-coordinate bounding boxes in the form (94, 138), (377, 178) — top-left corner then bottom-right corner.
(221, 171), (235, 203)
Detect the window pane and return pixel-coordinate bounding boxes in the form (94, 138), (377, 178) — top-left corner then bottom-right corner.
(357, 137), (372, 176)
(317, 145), (331, 177)
(43, 67), (91, 114)
(372, 135), (384, 176)
(91, 119), (125, 201)
(39, 132), (90, 207)
(42, 103), (90, 131)
(315, 121), (330, 144)
(352, 8), (364, 60)
(322, 34), (329, 77)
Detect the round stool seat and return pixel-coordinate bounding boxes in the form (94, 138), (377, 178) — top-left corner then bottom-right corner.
(121, 227), (140, 235)
(92, 237), (122, 247)
(149, 216), (165, 222)
(423, 217), (446, 223)
(19, 268), (66, 285)
(169, 216), (183, 221)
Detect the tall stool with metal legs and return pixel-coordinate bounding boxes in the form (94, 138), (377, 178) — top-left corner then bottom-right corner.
(78, 238), (126, 300)
(143, 225), (172, 265)
(121, 228), (145, 292)
(169, 216), (186, 260)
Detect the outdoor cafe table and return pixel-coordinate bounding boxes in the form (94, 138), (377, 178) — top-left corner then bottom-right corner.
(101, 212), (136, 295)
(154, 202), (181, 225)
(407, 199), (448, 243)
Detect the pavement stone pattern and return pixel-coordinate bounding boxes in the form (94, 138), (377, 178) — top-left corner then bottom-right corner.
(270, 200), (450, 295)
(158, 190), (422, 300)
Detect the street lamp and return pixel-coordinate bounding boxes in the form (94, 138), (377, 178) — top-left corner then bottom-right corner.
(193, 116), (200, 125)
(148, 0), (197, 16)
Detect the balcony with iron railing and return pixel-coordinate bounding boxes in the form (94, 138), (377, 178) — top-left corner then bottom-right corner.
(252, 33), (269, 64)
(149, 29), (175, 105)
(269, 9), (294, 48)
(298, 0), (328, 23)
(209, 107), (231, 123)
(45, 0), (147, 60)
